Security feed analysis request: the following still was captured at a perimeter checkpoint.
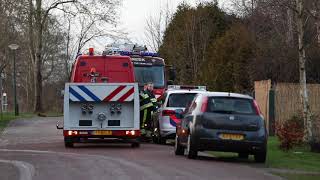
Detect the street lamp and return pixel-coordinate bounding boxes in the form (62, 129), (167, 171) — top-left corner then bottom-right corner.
(8, 44), (19, 116)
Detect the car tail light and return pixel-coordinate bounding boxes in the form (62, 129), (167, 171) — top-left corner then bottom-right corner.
(200, 96), (208, 112)
(162, 110), (175, 116)
(253, 100), (262, 115)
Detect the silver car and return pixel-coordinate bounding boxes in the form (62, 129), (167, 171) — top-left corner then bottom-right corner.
(151, 87), (206, 144)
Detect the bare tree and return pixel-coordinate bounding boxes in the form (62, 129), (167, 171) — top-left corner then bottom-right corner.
(144, 2), (172, 52)
(25, 0), (121, 113)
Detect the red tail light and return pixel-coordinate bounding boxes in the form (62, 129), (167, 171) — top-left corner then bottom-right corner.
(125, 130), (140, 136)
(64, 130), (79, 136)
(253, 100), (262, 115)
(162, 110), (175, 116)
(200, 96), (208, 112)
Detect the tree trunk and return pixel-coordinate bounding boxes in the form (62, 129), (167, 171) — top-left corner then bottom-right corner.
(65, 19), (71, 81)
(34, 0), (43, 113)
(296, 0), (312, 142)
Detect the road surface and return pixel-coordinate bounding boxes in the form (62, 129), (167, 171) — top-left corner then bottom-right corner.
(0, 117), (281, 180)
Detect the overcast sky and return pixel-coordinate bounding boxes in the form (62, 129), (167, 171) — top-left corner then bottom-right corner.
(118, 0), (231, 48)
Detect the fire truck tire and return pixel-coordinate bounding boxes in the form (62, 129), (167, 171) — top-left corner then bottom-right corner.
(64, 137), (74, 148)
(64, 141), (74, 148)
(131, 142), (140, 148)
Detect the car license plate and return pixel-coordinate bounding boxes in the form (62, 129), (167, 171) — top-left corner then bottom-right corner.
(94, 130), (112, 135)
(220, 133), (244, 140)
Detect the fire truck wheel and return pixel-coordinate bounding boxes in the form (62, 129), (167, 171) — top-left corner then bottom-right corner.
(64, 137), (74, 148)
(131, 142), (140, 148)
(64, 141), (74, 148)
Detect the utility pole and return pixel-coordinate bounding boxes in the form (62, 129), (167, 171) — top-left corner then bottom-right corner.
(8, 44), (19, 116)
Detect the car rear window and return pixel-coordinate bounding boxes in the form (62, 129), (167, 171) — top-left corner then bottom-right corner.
(167, 93), (197, 108)
(207, 97), (255, 115)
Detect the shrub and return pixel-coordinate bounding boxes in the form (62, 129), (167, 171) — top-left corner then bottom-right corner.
(310, 114), (320, 153)
(276, 114), (304, 151)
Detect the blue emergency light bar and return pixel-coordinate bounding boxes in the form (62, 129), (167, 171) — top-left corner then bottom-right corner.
(119, 51), (158, 57)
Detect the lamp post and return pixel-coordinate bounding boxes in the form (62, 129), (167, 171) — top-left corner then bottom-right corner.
(8, 44), (19, 116)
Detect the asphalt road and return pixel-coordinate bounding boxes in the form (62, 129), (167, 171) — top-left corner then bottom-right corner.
(0, 117), (281, 180)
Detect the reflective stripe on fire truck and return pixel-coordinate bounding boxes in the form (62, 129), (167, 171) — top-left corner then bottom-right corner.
(69, 85), (134, 102)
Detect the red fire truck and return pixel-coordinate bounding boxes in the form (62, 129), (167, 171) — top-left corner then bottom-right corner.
(59, 48), (141, 148)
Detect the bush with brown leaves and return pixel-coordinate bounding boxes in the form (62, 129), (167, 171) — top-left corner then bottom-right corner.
(276, 115), (304, 151)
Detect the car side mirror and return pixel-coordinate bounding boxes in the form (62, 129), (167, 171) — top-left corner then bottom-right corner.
(175, 109), (184, 119)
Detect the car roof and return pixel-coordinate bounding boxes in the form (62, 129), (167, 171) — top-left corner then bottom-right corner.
(202, 92), (253, 99)
(165, 89), (206, 95)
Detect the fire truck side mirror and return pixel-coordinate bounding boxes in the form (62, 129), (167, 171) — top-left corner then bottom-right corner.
(168, 67), (176, 81)
(56, 121), (63, 129)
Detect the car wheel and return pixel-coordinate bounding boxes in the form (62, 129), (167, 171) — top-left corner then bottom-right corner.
(174, 135), (185, 155)
(238, 153), (249, 159)
(186, 134), (198, 159)
(254, 150), (267, 163)
(159, 136), (166, 145)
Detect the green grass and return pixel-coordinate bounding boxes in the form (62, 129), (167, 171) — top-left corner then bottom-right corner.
(0, 112), (34, 132)
(209, 137), (320, 172)
(266, 137), (320, 172)
(274, 173), (320, 180)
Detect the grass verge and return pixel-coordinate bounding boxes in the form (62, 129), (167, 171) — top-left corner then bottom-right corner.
(0, 112), (34, 133)
(266, 137), (320, 172)
(209, 137), (320, 173)
(274, 173), (320, 180)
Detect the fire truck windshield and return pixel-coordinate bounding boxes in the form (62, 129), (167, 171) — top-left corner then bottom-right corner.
(134, 66), (165, 88)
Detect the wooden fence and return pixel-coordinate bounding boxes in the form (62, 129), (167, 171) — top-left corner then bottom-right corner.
(254, 80), (320, 134)
(275, 83), (320, 124)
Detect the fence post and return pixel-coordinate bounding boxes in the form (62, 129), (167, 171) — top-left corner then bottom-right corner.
(269, 89), (275, 136)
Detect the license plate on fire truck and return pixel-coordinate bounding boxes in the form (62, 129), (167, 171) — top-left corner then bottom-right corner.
(94, 130), (112, 135)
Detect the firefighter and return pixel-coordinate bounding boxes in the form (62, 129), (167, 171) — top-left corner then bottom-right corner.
(140, 82), (157, 135)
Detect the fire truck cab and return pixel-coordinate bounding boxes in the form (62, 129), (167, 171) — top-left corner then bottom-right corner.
(105, 44), (176, 99)
(61, 48), (140, 148)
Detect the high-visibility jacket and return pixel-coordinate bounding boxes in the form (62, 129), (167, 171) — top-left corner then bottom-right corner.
(140, 90), (153, 111)
(140, 90), (157, 129)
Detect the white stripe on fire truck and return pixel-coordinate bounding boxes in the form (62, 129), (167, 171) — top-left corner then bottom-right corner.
(110, 86), (133, 101)
(123, 91), (134, 101)
(85, 85), (120, 101)
(69, 92), (79, 102)
(71, 86), (94, 101)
